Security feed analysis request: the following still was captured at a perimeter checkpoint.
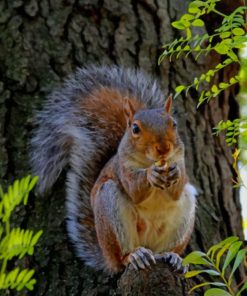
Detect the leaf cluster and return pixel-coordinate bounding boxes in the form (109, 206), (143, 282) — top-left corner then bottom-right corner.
(213, 119), (246, 146)
(183, 236), (247, 295)
(0, 176), (42, 292)
(213, 118), (247, 187)
(159, 0), (247, 105)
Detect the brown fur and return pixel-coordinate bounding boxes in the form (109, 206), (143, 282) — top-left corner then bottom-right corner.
(89, 92), (196, 272)
(137, 218), (146, 233)
(81, 88), (144, 139)
(91, 158), (117, 205)
(94, 205), (123, 272)
(167, 167), (188, 201)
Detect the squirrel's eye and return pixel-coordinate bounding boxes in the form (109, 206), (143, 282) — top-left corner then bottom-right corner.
(173, 120), (177, 128)
(132, 123), (140, 134)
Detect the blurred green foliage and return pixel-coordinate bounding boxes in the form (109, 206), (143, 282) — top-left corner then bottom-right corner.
(0, 176), (42, 292)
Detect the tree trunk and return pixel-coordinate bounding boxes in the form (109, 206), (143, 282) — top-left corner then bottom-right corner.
(0, 0), (244, 295)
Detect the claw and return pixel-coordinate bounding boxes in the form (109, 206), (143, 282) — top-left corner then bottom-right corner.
(166, 163), (180, 184)
(136, 249), (151, 268)
(140, 247), (156, 265)
(126, 247), (156, 270)
(129, 256), (139, 270)
(131, 252), (146, 269)
(161, 252), (187, 274)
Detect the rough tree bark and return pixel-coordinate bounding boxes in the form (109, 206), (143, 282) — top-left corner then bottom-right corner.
(0, 0), (244, 295)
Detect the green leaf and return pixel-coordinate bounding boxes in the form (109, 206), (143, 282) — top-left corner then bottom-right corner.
(25, 278), (36, 291)
(22, 269), (35, 285)
(191, 0), (207, 8)
(211, 85), (218, 93)
(190, 282), (226, 294)
(207, 236), (239, 259)
(194, 77), (199, 84)
(189, 6), (201, 14)
(181, 14), (195, 21)
(192, 19), (205, 27)
(175, 85), (186, 94)
(229, 249), (247, 284)
(30, 230), (43, 246)
(230, 77), (237, 84)
(219, 82), (229, 89)
(215, 63), (225, 71)
(16, 269), (29, 291)
(194, 45), (201, 51)
(227, 50), (239, 62)
(183, 251), (211, 265)
(222, 241), (243, 274)
(172, 21), (185, 30)
(184, 45), (190, 51)
(197, 90), (207, 107)
(185, 269), (220, 278)
(200, 74), (206, 80)
(23, 175), (31, 191)
(232, 28), (245, 36)
(204, 288), (232, 296)
(185, 270), (202, 278)
(214, 43), (229, 54)
(220, 31), (231, 39)
(207, 70), (214, 77)
(215, 242), (233, 269)
(189, 282), (213, 293)
(28, 176), (39, 192)
(8, 268), (20, 289)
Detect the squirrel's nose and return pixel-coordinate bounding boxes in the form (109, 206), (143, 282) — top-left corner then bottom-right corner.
(155, 144), (163, 154)
(155, 143), (171, 155)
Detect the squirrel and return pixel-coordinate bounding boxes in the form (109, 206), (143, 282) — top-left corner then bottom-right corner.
(31, 65), (197, 274)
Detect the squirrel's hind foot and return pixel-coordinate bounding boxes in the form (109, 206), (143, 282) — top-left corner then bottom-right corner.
(125, 247), (156, 270)
(156, 252), (188, 274)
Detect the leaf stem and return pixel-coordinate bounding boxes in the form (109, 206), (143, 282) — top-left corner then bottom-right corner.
(212, 8), (228, 18)
(214, 265), (235, 295)
(204, 254), (235, 295)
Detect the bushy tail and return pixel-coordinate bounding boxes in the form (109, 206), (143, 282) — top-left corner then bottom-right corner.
(30, 65), (164, 270)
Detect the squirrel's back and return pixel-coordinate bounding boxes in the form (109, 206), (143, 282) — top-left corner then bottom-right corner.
(30, 65), (165, 270)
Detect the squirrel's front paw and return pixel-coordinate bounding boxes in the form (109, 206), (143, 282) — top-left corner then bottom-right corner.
(165, 163), (180, 187)
(147, 163), (180, 189)
(147, 165), (167, 190)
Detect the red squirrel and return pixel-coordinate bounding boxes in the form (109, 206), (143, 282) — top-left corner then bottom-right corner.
(31, 65), (197, 274)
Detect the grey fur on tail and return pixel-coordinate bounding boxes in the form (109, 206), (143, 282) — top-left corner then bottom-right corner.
(30, 65), (164, 271)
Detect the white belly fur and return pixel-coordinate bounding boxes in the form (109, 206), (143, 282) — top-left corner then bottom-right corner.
(133, 183), (197, 252)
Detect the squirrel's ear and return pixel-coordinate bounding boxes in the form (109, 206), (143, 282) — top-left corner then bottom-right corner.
(123, 98), (135, 127)
(164, 94), (173, 114)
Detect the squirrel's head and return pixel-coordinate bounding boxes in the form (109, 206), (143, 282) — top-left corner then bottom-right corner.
(123, 95), (182, 162)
